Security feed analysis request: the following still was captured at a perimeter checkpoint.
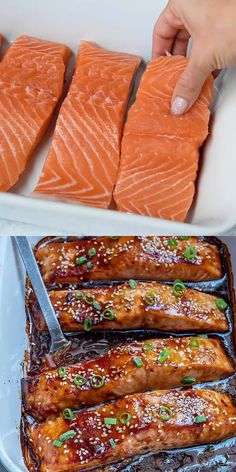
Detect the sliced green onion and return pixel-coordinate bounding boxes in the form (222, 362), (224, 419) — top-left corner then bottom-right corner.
(133, 357), (143, 368)
(183, 246), (197, 260)
(215, 298), (228, 311)
(157, 406), (172, 422)
(102, 308), (116, 320)
(110, 237), (119, 240)
(142, 341), (154, 353)
(104, 417), (117, 425)
(173, 279), (186, 297)
(178, 236), (189, 240)
(144, 291), (156, 305)
(59, 430), (76, 442)
(86, 261), (92, 270)
(53, 440), (63, 448)
(76, 291), (84, 300)
(93, 301), (102, 311)
(73, 374), (86, 387)
(120, 412), (132, 424)
(91, 374), (105, 388)
(88, 247), (96, 258)
(190, 338), (200, 349)
(195, 415), (206, 423)
(168, 238), (178, 248)
(197, 334), (208, 339)
(109, 438), (116, 448)
(59, 367), (66, 378)
(129, 279), (137, 289)
(182, 376), (196, 385)
(84, 317), (92, 331)
(158, 348), (170, 363)
(76, 255), (87, 265)
(84, 293), (95, 304)
(63, 408), (75, 420)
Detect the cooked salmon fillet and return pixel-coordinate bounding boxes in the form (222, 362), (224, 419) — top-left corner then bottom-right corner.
(0, 35), (71, 192)
(35, 237), (222, 285)
(34, 41), (141, 207)
(29, 282), (228, 333)
(27, 389), (236, 471)
(22, 337), (233, 420)
(114, 56), (214, 221)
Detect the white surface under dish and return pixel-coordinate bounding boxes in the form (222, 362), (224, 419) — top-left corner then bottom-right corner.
(0, 0), (236, 234)
(0, 236), (235, 472)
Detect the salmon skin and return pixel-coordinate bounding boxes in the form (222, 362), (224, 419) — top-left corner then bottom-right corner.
(0, 35), (71, 192)
(22, 337), (233, 420)
(27, 389), (236, 471)
(34, 41), (141, 207)
(114, 56), (214, 222)
(29, 282), (228, 333)
(35, 236), (222, 285)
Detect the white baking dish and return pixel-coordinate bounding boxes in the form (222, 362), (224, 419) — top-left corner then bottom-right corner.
(0, 0), (236, 235)
(0, 236), (235, 471)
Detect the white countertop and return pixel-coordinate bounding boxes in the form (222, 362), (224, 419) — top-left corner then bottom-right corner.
(1, 218), (236, 236)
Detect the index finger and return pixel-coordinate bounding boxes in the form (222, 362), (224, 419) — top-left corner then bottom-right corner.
(152, 8), (179, 58)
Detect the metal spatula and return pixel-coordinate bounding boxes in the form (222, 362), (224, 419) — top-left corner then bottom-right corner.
(13, 236), (71, 359)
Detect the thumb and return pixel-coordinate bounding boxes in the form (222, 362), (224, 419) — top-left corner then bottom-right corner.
(171, 44), (213, 115)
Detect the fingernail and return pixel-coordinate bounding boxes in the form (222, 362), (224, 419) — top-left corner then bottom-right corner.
(171, 96), (189, 115)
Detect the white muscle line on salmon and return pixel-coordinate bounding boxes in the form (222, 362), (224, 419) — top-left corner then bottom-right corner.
(66, 101), (118, 174)
(4, 95), (37, 139)
(60, 110), (114, 192)
(0, 98), (36, 147)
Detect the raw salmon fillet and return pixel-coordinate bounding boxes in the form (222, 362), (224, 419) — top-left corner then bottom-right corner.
(114, 56), (214, 222)
(0, 35), (70, 192)
(34, 41), (141, 208)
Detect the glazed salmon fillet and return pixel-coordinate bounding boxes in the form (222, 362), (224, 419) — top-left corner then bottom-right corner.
(22, 337), (233, 420)
(35, 237), (222, 285)
(0, 35), (70, 192)
(27, 389), (236, 471)
(114, 56), (214, 221)
(34, 41), (141, 207)
(29, 282), (228, 333)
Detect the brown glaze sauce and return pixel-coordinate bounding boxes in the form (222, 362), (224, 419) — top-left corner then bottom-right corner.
(22, 237), (236, 472)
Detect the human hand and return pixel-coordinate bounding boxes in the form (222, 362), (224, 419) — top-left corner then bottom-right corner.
(153, 0), (236, 115)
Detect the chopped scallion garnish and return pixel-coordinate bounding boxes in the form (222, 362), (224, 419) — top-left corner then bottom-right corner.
(91, 374), (105, 388)
(190, 338), (200, 349)
(58, 367), (66, 378)
(120, 412), (132, 424)
(84, 293), (95, 304)
(142, 341), (154, 353)
(88, 248), (96, 258)
(102, 308), (116, 320)
(104, 417), (117, 425)
(173, 279), (186, 297)
(84, 317), (92, 331)
(168, 238), (178, 248)
(144, 291), (156, 305)
(183, 246), (197, 260)
(109, 438), (116, 448)
(76, 255), (87, 265)
(195, 415), (207, 423)
(129, 279), (137, 289)
(182, 376), (196, 385)
(157, 405), (172, 421)
(215, 298), (228, 311)
(73, 374), (86, 387)
(133, 357), (143, 368)
(157, 348), (170, 364)
(53, 440), (63, 448)
(59, 430), (76, 442)
(63, 408), (75, 421)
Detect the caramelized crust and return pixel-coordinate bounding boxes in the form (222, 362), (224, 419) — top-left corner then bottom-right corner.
(22, 337), (233, 420)
(29, 282), (229, 333)
(35, 237), (222, 285)
(28, 389), (236, 471)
